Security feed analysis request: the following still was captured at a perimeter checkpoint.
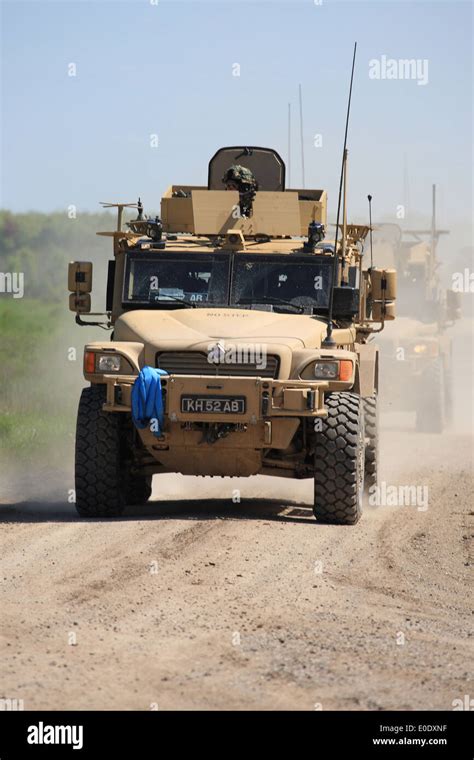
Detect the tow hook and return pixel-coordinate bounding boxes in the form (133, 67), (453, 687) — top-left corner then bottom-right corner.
(200, 423), (233, 445)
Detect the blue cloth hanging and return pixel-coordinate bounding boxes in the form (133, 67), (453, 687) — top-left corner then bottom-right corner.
(131, 366), (168, 437)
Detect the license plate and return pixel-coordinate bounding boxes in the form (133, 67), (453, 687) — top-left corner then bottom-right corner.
(180, 395), (246, 414)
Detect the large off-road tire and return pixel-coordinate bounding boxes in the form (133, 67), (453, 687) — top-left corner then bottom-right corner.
(75, 385), (126, 518)
(363, 393), (378, 496)
(415, 359), (445, 434)
(125, 476), (152, 506)
(313, 392), (365, 525)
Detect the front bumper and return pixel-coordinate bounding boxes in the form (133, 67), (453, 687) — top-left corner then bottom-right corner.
(100, 374), (330, 420)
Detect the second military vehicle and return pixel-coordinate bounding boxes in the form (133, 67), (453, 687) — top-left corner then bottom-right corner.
(373, 187), (460, 432)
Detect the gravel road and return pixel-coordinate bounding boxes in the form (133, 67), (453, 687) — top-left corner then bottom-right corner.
(1, 422), (472, 710)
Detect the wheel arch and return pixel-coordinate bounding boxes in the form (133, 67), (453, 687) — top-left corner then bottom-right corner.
(353, 343), (379, 398)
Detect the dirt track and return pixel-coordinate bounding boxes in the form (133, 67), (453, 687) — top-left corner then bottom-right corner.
(1, 418), (473, 711)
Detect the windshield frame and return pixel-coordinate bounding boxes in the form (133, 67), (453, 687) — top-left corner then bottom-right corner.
(121, 249), (336, 314)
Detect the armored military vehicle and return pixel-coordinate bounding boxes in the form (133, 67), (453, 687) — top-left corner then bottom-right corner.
(373, 187), (460, 432)
(69, 146), (397, 523)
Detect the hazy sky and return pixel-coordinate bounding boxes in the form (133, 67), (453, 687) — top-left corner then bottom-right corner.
(1, 0), (472, 233)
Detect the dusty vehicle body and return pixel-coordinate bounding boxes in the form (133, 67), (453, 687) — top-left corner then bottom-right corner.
(373, 196), (460, 432)
(380, 316), (454, 429)
(69, 146), (397, 522)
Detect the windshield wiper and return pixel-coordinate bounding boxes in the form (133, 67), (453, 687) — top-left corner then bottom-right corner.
(236, 297), (304, 313)
(152, 295), (197, 308)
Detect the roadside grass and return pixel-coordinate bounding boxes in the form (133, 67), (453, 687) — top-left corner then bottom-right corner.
(0, 299), (85, 468)
(0, 212), (112, 481)
(0, 411), (74, 451)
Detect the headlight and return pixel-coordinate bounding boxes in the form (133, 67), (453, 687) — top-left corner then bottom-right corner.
(313, 360), (353, 381)
(410, 343), (438, 357)
(97, 354), (121, 372)
(314, 361), (339, 379)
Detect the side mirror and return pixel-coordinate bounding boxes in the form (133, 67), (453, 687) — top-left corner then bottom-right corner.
(69, 293), (91, 313)
(369, 268), (397, 321)
(370, 268), (397, 301)
(68, 262), (92, 313)
(68, 261), (92, 293)
(446, 288), (461, 322)
(372, 301), (396, 321)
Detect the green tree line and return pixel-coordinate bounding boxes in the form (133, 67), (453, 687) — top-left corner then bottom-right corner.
(0, 210), (115, 302)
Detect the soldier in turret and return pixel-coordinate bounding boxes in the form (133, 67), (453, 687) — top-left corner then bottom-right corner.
(222, 164), (258, 217)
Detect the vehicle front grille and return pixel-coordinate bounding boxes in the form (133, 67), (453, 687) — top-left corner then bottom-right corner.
(156, 351), (279, 378)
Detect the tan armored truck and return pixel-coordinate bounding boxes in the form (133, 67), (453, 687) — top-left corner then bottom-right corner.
(373, 188), (461, 432)
(69, 146), (397, 523)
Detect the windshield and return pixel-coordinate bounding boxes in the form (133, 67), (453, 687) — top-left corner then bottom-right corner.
(123, 253), (230, 305)
(397, 264), (441, 322)
(231, 254), (333, 310)
(122, 251), (334, 312)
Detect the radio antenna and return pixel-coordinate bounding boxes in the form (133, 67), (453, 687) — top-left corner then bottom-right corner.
(298, 84), (305, 188)
(368, 194), (374, 269)
(322, 42), (357, 348)
(288, 102), (292, 188)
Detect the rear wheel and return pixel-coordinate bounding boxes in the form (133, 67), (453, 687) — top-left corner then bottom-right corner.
(75, 386), (126, 518)
(125, 475), (152, 505)
(313, 392), (365, 525)
(363, 393), (379, 496)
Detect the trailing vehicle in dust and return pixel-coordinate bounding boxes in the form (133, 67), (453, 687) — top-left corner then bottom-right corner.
(69, 146), (397, 523)
(372, 186), (461, 433)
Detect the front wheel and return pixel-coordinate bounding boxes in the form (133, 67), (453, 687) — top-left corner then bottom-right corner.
(313, 392), (365, 525)
(75, 386), (126, 518)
